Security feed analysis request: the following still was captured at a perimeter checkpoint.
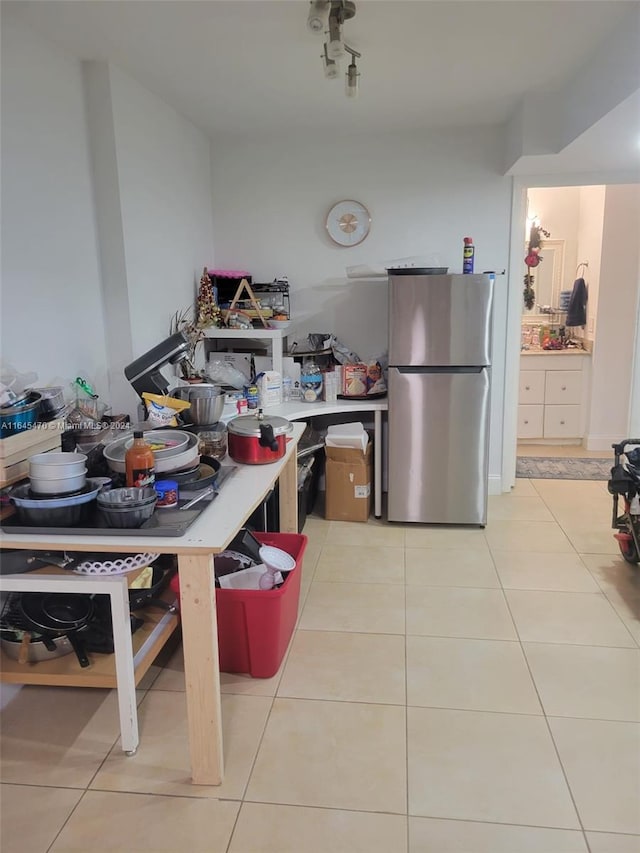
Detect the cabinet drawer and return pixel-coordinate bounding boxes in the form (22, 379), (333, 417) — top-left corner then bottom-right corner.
(545, 371), (582, 405)
(543, 405), (581, 438)
(518, 405), (544, 438)
(519, 371), (545, 404)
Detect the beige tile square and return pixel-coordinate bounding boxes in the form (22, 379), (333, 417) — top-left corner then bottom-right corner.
(407, 636), (541, 714)
(549, 716), (640, 834)
(299, 582), (405, 634)
(581, 553), (640, 622)
(506, 590), (636, 647)
(488, 493), (555, 522)
(408, 707), (579, 828)
(90, 690), (271, 799)
(279, 630), (405, 704)
(510, 478), (539, 496)
(150, 643), (287, 696)
(524, 642), (640, 721)
(492, 550), (600, 592)
(0, 784), (83, 853)
(49, 790), (239, 853)
(405, 526), (489, 551)
(409, 816), (588, 853)
(314, 544), (405, 584)
(585, 832), (640, 853)
(230, 803), (407, 853)
(246, 697), (406, 813)
(0, 687), (125, 788)
(561, 523), (620, 555)
(302, 515), (330, 544)
(328, 519), (405, 547)
(485, 520), (574, 552)
(406, 587), (517, 640)
(405, 548), (500, 587)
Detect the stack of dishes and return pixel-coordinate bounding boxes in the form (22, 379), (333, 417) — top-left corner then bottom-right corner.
(97, 487), (157, 528)
(29, 452), (88, 496)
(103, 430), (199, 477)
(10, 479), (103, 527)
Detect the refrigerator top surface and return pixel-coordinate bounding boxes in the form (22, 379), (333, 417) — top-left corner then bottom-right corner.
(388, 273), (494, 368)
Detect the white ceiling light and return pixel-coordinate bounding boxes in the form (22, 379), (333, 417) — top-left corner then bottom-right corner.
(322, 43), (340, 79)
(310, 1), (361, 99)
(345, 46), (360, 98)
(307, 0), (330, 34)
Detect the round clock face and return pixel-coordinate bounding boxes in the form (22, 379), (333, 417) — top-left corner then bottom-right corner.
(326, 200), (371, 247)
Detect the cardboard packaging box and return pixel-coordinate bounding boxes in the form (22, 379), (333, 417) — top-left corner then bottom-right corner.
(324, 443), (372, 522)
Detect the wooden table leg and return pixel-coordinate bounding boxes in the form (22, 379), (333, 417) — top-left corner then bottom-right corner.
(178, 553), (224, 785)
(278, 448), (298, 533)
(374, 409), (382, 518)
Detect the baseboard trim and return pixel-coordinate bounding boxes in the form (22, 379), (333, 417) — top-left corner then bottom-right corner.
(488, 474), (503, 495)
(585, 435), (619, 452)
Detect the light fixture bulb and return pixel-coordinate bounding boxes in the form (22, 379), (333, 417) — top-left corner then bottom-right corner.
(345, 60), (359, 98)
(327, 12), (344, 60)
(307, 0), (330, 34)
(322, 43), (340, 79)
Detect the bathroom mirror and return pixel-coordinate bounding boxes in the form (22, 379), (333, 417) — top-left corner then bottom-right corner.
(522, 239), (565, 316)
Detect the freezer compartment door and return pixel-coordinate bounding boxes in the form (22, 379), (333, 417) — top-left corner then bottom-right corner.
(388, 274), (493, 367)
(387, 367), (491, 525)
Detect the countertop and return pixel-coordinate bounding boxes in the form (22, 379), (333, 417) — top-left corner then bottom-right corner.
(520, 349), (591, 357)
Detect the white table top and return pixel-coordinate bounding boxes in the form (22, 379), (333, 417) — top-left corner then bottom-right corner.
(0, 423), (305, 556)
(221, 397), (388, 424)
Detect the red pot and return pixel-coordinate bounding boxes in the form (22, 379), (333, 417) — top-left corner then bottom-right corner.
(227, 410), (293, 465)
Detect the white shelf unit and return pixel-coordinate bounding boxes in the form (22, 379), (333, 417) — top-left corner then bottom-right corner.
(203, 328), (287, 376)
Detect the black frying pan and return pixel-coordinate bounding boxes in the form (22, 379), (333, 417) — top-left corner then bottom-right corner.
(18, 592), (94, 668)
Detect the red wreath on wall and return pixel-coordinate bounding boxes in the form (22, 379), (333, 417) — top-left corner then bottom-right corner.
(523, 222), (551, 310)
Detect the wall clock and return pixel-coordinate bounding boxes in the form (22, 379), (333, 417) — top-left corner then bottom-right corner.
(325, 199), (371, 247)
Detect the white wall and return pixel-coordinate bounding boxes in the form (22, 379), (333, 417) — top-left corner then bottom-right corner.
(0, 17), (107, 395)
(587, 184), (640, 449)
(1, 15), (216, 417)
(577, 185), (606, 340)
(84, 64), (215, 412)
(210, 127), (513, 488)
(109, 66), (215, 360)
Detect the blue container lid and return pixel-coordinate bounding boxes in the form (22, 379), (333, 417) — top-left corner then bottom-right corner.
(155, 479), (178, 490)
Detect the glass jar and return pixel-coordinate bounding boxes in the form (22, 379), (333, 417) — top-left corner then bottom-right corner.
(198, 427), (228, 461)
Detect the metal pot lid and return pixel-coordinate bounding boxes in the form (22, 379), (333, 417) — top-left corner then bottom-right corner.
(227, 411), (293, 438)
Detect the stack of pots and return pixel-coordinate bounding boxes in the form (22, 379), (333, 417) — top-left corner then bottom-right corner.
(29, 452), (87, 495)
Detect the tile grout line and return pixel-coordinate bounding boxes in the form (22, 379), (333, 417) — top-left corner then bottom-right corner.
(491, 535), (591, 843)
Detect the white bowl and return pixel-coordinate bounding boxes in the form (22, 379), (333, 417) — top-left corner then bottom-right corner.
(268, 319), (291, 330)
(29, 452), (88, 479)
(30, 468), (87, 495)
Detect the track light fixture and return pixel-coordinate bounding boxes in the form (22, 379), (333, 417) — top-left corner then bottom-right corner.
(310, 0), (361, 98)
(307, 0), (330, 34)
(345, 45), (360, 98)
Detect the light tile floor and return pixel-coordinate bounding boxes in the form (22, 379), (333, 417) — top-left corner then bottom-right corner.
(2, 478), (639, 853)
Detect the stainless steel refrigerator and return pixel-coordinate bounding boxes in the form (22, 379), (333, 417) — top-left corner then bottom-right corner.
(387, 272), (494, 525)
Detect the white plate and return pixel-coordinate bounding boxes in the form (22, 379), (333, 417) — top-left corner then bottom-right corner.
(123, 430), (190, 458)
(104, 432), (199, 474)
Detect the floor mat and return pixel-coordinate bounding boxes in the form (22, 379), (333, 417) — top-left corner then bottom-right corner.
(516, 456), (612, 480)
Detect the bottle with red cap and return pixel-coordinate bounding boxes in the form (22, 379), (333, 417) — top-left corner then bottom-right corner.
(462, 237), (475, 274)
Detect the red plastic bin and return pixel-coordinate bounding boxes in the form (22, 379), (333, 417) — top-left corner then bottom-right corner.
(170, 532), (307, 678)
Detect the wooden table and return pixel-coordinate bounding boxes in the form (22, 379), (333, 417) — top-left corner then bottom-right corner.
(0, 422), (304, 785)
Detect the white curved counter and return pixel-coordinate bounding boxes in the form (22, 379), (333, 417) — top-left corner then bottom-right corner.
(221, 398), (388, 517)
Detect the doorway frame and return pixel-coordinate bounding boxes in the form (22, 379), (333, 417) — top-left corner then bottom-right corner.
(501, 173), (640, 492)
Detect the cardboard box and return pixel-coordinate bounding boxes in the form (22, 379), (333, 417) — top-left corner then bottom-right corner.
(324, 443), (372, 522)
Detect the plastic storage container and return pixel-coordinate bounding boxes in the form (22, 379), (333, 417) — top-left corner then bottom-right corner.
(170, 531), (307, 677)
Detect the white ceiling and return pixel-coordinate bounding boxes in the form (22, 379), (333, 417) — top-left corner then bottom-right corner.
(5, 0), (640, 172)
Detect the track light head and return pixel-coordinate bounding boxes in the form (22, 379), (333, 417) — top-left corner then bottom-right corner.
(322, 43), (340, 79)
(307, 0), (330, 34)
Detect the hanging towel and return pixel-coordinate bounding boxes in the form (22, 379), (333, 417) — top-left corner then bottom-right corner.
(565, 277), (588, 327)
